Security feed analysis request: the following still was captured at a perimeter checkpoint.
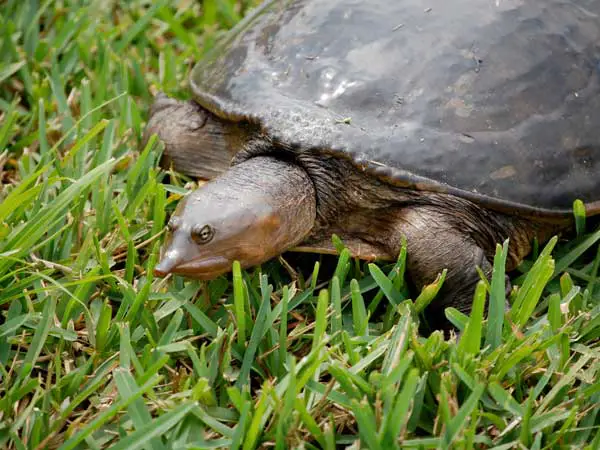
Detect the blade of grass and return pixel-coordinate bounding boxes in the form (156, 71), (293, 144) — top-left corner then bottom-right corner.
(486, 240), (508, 351)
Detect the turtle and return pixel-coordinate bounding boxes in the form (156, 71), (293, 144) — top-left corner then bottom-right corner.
(145, 0), (600, 321)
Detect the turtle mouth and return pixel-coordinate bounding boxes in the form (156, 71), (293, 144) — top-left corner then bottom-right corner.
(154, 255), (231, 279)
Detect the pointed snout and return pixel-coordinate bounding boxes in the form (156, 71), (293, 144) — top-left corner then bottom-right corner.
(153, 244), (233, 279)
(153, 251), (184, 277)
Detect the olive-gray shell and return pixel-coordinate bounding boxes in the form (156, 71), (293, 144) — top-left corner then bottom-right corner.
(191, 0), (600, 215)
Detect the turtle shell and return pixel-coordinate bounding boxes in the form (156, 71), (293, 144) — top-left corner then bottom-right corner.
(191, 0), (600, 216)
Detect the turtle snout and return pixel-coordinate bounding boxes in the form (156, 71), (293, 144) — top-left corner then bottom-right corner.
(154, 250), (184, 277)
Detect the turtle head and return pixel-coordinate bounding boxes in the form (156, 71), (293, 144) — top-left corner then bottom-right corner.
(154, 156), (316, 279)
(154, 187), (284, 279)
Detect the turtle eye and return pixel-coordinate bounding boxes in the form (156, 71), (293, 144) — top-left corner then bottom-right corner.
(167, 217), (180, 232)
(191, 224), (214, 245)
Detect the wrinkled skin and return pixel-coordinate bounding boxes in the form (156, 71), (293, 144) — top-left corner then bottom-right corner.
(147, 98), (571, 323)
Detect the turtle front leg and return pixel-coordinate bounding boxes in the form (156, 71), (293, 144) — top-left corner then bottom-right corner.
(143, 93), (245, 180)
(393, 207), (497, 328)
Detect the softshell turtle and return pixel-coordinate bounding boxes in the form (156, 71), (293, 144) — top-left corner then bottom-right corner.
(145, 0), (600, 317)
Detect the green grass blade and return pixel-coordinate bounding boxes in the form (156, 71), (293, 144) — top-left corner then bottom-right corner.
(1, 158), (117, 274)
(108, 401), (195, 450)
(486, 240), (508, 351)
(368, 263), (403, 306)
(381, 368), (419, 445)
(458, 280), (486, 355)
(57, 375), (162, 450)
(232, 261), (247, 345)
(443, 383), (484, 447)
(17, 297), (55, 380)
(352, 398), (382, 450)
(237, 274), (274, 388)
(350, 278), (368, 336)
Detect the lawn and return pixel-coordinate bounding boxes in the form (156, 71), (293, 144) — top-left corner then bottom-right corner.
(1, 1), (599, 449)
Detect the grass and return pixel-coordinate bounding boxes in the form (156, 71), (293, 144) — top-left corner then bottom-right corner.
(1, 0), (600, 448)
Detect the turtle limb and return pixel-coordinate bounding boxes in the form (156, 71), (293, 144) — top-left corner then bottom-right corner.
(393, 207), (498, 327)
(143, 93), (246, 180)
